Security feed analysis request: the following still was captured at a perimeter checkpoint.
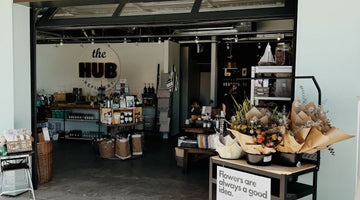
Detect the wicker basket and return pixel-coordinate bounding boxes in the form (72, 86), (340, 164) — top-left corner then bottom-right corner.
(99, 139), (115, 159)
(37, 141), (53, 184)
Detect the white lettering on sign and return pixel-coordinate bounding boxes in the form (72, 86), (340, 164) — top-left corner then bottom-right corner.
(216, 166), (271, 200)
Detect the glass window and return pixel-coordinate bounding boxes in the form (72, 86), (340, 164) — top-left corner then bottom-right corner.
(120, 0), (194, 16)
(199, 0), (285, 12)
(54, 4), (118, 18)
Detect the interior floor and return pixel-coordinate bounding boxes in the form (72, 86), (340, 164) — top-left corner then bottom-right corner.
(2, 137), (209, 200)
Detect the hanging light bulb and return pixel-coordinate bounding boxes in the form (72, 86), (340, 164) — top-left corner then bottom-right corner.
(277, 34), (281, 41)
(195, 36), (199, 44)
(226, 43), (230, 50)
(258, 42), (261, 49)
(158, 37), (162, 44)
(91, 38), (95, 44)
(59, 39), (64, 46)
(234, 35), (238, 43)
(124, 38), (127, 43)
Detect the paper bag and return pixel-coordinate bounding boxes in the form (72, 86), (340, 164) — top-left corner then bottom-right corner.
(245, 107), (263, 123)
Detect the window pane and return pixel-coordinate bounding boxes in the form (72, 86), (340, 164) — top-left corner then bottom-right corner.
(120, 0), (194, 16)
(54, 4), (118, 18)
(200, 0), (285, 12)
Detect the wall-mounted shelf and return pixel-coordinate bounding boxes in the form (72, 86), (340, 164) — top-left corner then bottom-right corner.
(254, 97), (292, 101)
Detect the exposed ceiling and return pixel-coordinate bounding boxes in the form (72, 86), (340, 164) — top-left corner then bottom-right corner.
(25, 0), (296, 44)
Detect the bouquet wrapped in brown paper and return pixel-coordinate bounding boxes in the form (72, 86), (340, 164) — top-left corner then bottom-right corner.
(287, 99), (354, 154)
(276, 129), (304, 153)
(227, 98), (285, 154)
(229, 129), (277, 155)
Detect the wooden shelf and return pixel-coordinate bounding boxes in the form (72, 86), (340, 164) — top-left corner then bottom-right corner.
(66, 119), (98, 122)
(99, 122), (141, 127)
(211, 156), (316, 175)
(64, 136), (94, 141)
(47, 104), (100, 110)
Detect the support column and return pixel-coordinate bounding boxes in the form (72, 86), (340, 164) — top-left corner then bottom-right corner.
(0, 0), (14, 131)
(210, 36), (218, 106)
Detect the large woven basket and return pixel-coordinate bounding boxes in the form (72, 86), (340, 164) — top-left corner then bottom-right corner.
(99, 139), (115, 159)
(37, 141), (53, 184)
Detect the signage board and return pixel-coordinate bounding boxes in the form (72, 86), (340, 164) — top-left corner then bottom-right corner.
(78, 45), (121, 91)
(216, 166), (271, 200)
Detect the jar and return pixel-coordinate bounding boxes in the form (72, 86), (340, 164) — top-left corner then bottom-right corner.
(275, 43), (292, 66)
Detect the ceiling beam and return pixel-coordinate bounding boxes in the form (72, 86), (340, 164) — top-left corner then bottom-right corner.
(39, 7), (58, 21)
(191, 0), (202, 13)
(112, 2), (126, 17)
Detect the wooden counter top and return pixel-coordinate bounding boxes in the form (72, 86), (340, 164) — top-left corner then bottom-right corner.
(46, 104), (100, 110)
(211, 156), (317, 175)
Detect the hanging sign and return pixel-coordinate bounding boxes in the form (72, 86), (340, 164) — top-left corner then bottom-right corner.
(78, 45), (121, 91)
(216, 166), (271, 200)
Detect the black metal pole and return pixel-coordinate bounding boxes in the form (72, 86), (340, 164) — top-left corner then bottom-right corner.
(30, 8), (38, 189)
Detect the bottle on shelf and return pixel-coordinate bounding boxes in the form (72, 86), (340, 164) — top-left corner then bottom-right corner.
(143, 83), (148, 94)
(151, 83), (155, 93)
(147, 83), (151, 94)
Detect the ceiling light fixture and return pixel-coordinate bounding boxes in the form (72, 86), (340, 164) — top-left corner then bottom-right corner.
(124, 38), (127, 43)
(59, 39), (64, 46)
(91, 38), (95, 44)
(277, 34), (281, 41)
(158, 37), (162, 44)
(195, 36), (199, 44)
(234, 35), (238, 43)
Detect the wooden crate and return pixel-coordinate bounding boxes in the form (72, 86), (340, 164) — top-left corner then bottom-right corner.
(7, 139), (32, 153)
(53, 93), (66, 102)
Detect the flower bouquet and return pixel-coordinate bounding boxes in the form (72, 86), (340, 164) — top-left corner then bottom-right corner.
(278, 99), (354, 155)
(227, 98), (284, 165)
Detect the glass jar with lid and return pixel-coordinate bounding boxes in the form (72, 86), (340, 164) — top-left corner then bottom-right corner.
(275, 43), (292, 66)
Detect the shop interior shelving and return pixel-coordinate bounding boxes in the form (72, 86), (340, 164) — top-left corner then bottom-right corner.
(46, 104), (104, 140)
(250, 66), (293, 105)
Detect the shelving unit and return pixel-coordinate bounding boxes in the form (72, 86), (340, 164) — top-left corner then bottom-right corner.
(46, 104), (105, 140)
(250, 66), (293, 106)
